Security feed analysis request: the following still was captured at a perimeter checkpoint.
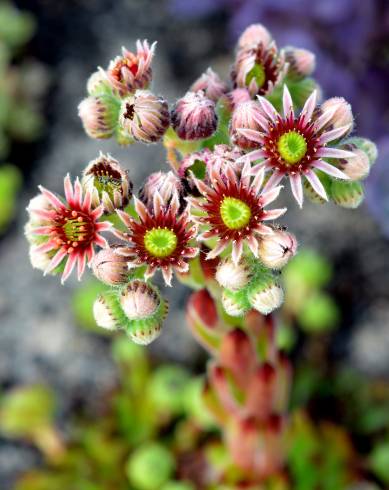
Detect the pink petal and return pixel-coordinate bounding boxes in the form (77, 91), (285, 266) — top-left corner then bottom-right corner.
(312, 159), (350, 180)
(31, 226), (53, 236)
(289, 174), (304, 208)
(77, 254), (87, 280)
(231, 240), (243, 265)
(116, 209), (133, 228)
(316, 147), (356, 159)
(261, 185), (283, 206)
(61, 254), (78, 284)
(82, 189), (92, 212)
(304, 169), (328, 201)
(38, 186), (65, 211)
(300, 90), (317, 122)
(144, 265), (157, 280)
(282, 85), (294, 118)
(64, 174), (74, 204)
(153, 191), (165, 217)
(95, 234), (108, 248)
(44, 249), (67, 275)
(252, 167), (265, 195)
(73, 178), (83, 207)
(30, 209), (56, 221)
(237, 128), (264, 144)
(162, 267), (173, 286)
(262, 171), (285, 193)
(237, 149), (266, 164)
(254, 223), (273, 235)
(241, 159), (252, 187)
(262, 207), (287, 221)
(257, 96), (278, 123)
(35, 241), (57, 254)
(246, 235), (259, 256)
(314, 107), (337, 131)
(319, 124), (352, 144)
(134, 197), (149, 222)
(207, 240), (228, 259)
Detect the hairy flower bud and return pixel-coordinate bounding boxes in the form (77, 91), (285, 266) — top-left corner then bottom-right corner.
(107, 40), (155, 95)
(216, 258), (251, 291)
(258, 230), (297, 270)
(345, 136), (378, 166)
(93, 292), (124, 331)
(221, 288), (250, 317)
(238, 23), (272, 50)
(284, 47), (316, 79)
(190, 68), (228, 102)
(171, 91), (217, 140)
(78, 94), (119, 139)
(91, 247), (129, 285)
(320, 97), (354, 135)
(222, 88), (251, 112)
(82, 153), (132, 213)
(230, 100), (266, 149)
(330, 180), (364, 209)
(119, 90), (170, 143)
(139, 171), (183, 210)
(247, 277), (284, 315)
(334, 144), (370, 181)
(86, 69), (112, 96)
(120, 280), (168, 345)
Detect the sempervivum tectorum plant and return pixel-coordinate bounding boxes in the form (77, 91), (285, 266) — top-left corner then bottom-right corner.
(106, 40), (156, 95)
(232, 23), (288, 98)
(113, 192), (199, 286)
(25, 175), (111, 283)
(82, 152), (133, 214)
(238, 85), (355, 207)
(118, 90), (170, 143)
(188, 159), (286, 264)
(171, 91), (218, 140)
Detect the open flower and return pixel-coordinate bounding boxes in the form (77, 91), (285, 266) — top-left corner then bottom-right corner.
(107, 40), (156, 95)
(188, 160), (286, 264)
(113, 193), (198, 286)
(238, 86), (354, 207)
(26, 175), (111, 283)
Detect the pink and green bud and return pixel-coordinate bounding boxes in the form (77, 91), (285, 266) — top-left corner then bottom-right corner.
(190, 67), (228, 102)
(216, 257), (251, 291)
(171, 91), (217, 140)
(284, 46), (316, 79)
(230, 100), (267, 149)
(119, 90), (170, 143)
(258, 229), (297, 270)
(247, 276), (284, 315)
(237, 23), (272, 50)
(86, 69), (112, 96)
(221, 288), (251, 317)
(320, 97), (354, 135)
(78, 94), (119, 139)
(93, 292), (124, 331)
(344, 136), (378, 166)
(222, 88), (251, 112)
(330, 180), (364, 209)
(91, 247), (129, 286)
(82, 153), (133, 213)
(334, 144), (370, 181)
(139, 171), (183, 210)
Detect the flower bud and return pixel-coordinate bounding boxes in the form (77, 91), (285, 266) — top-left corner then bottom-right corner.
(258, 230), (297, 270)
(221, 288), (250, 317)
(93, 292), (124, 331)
(222, 88), (251, 112)
(78, 94), (119, 139)
(245, 363), (276, 421)
(190, 68), (228, 102)
(335, 144), (370, 181)
(320, 97), (354, 135)
(230, 100), (266, 149)
(171, 91), (217, 141)
(216, 258), (251, 291)
(91, 247), (129, 285)
(237, 24), (272, 50)
(345, 136), (378, 166)
(107, 40), (155, 95)
(284, 47), (316, 79)
(82, 153), (133, 213)
(247, 276), (284, 315)
(139, 171), (183, 210)
(119, 90), (170, 143)
(330, 180), (364, 209)
(86, 69), (112, 96)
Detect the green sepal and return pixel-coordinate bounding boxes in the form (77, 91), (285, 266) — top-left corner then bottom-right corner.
(330, 179), (364, 209)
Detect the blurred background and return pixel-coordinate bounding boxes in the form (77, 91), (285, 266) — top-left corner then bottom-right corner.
(1, 0), (389, 488)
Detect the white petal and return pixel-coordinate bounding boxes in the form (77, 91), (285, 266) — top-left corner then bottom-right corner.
(257, 96), (278, 123)
(300, 89), (317, 122)
(314, 107), (337, 131)
(231, 240), (243, 265)
(261, 185), (283, 206)
(282, 85), (294, 118)
(312, 160), (350, 180)
(262, 171), (285, 193)
(252, 167), (265, 195)
(304, 170), (328, 201)
(289, 174), (304, 208)
(317, 147), (356, 159)
(207, 241), (228, 260)
(262, 207), (287, 220)
(319, 124), (352, 144)
(237, 128), (264, 144)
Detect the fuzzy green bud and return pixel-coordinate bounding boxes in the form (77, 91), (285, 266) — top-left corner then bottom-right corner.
(221, 288), (250, 317)
(330, 180), (364, 209)
(344, 136), (378, 166)
(247, 275), (284, 315)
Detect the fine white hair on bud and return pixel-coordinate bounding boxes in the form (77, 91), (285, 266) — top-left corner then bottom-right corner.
(221, 289), (250, 317)
(258, 230), (297, 270)
(216, 258), (251, 291)
(237, 23), (272, 50)
(92, 247), (129, 286)
(93, 293), (123, 331)
(247, 280), (284, 315)
(320, 97), (354, 135)
(335, 145), (370, 181)
(284, 47), (316, 79)
(120, 280), (160, 320)
(78, 94), (119, 140)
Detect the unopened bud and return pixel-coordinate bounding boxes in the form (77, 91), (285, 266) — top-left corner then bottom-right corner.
(139, 171), (183, 210)
(216, 258), (251, 291)
(222, 88), (251, 112)
(190, 68), (228, 102)
(247, 276), (284, 315)
(258, 230), (297, 270)
(230, 100), (266, 149)
(86, 69), (112, 96)
(345, 136), (378, 166)
(82, 153), (133, 213)
(171, 91), (217, 141)
(330, 180), (364, 209)
(78, 94), (119, 139)
(93, 292), (124, 331)
(320, 97), (354, 135)
(221, 288), (250, 317)
(119, 90), (170, 143)
(284, 47), (316, 79)
(238, 24), (272, 50)
(335, 144), (370, 181)
(91, 247), (129, 285)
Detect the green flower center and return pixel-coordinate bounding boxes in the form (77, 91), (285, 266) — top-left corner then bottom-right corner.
(62, 211), (90, 243)
(277, 131), (308, 165)
(144, 227), (178, 258)
(220, 197), (251, 230)
(245, 63), (266, 88)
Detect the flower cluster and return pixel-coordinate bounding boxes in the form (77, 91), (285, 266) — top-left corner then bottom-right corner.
(26, 23), (377, 348)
